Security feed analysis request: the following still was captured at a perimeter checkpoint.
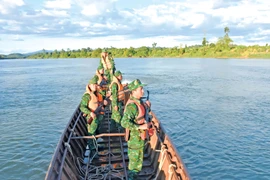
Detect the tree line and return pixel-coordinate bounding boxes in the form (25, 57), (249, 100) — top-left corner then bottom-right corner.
(1, 27), (270, 59)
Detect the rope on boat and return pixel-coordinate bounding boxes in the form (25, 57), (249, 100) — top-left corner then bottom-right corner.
(168, 164), (177, 180)
(64, 142), (74, 158)
(153, 144), (168, 180)
(76, 157), (124, 180)
(93, 135), (98, 152)
(88, 136), (99, 163)
(72, 120), (180, 180)
(76, 157), (86, 176)
(73, 131), (125, 180)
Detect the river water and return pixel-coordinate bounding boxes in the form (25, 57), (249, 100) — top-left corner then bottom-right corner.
(0, 58), (270, 180)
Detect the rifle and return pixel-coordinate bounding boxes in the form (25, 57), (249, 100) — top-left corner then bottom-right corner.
(143, 90), (153, 141)
(99, 79), (108, 89)
(87, 105), (105, 124)
(144, 90), (152, 122)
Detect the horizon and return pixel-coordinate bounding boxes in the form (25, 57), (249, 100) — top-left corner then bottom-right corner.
(1, 0), (270, 54)
(1, 42), (269, 56)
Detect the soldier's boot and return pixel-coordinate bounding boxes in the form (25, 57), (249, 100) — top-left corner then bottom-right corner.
(87, 135), (99, 159)
(87, 133), (96, 150)
(116, 121), (124, 132)
(128, 170), (138, 180)
(110, 119), (117, 132)
(96, 138), (105, 151)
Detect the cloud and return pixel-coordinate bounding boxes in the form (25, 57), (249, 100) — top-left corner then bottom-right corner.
(211, 0), (270, 27)
(13, 38), (24, 41)
(0, 0), (25, 14)
(81, 4), (100, 16)
(44, 0), (71, 9)
(212, 0), (240, 9)
(257, 29), (270, 36)
(12, 35), (24, 41)
(0, 19), (22, 33)
(77, 0), (118, 16)
(248, 36), (267, 41)
(1, 0), (270, 53)
(40, 9), (68, 17)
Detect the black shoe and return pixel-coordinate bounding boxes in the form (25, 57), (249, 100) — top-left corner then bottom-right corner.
(98, 145), (105, 152)
(90, 149), (99, 159)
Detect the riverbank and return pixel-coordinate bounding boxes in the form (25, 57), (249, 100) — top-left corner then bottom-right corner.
(1, 45), (270, 59)
(25, 45), (270, 59)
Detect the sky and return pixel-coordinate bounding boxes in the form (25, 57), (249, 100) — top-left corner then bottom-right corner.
(0, 0), (270, 54)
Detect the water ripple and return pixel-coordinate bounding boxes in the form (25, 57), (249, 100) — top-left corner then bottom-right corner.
(1, 58), (270, 179)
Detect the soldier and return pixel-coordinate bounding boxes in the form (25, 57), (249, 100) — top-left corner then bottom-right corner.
(109, 70), (126, 130)
(94, 66), (109, 100)
(79, 76), (106, 149)
(99, 49), (116, 84)
(121, 79), (151, 180)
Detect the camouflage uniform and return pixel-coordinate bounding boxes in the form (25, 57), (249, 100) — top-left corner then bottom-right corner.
(79, 77), (104, 149)
(99, 49), (116, 84)
(111, 71), (124, 131)
(80, 95), (104, 134)
(121, 79), (147, 180)
(93, 66), (108, 99)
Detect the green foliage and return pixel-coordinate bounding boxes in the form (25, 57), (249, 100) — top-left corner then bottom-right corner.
(152, 42), (157, 48)
(224, 27), (230, 35)
(2, 43), (269, 60)
(202, 37), (208, 46)
(2, 26), (270, 60)
(0, 53), (26, 59)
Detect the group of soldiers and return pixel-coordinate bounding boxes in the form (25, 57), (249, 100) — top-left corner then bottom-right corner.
(79, 49), (153, 180)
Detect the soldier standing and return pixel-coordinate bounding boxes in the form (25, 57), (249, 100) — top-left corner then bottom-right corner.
(121, 79), (151, 179)
(109, 70), (126, 130)
(79, 77), (106, 149)
(99, 49), (116, 84)
(94, 66), (109, 100)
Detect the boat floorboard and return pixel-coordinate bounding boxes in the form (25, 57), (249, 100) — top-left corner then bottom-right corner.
(78, 110), (158, 179)
(45, 104), (190, 180)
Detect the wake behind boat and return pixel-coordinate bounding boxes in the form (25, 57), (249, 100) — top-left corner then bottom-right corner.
(45, 90), (190, 180)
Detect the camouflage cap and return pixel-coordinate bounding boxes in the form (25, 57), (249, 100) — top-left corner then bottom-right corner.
(114, 70), (122, 77)
(88, 76), (98, 84)
(102, 48), (108, 53)
(97, 65), (103, 70)
(128, 79), (146, 91)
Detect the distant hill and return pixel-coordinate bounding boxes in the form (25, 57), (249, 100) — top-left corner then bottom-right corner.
(0, 50), (53, 59)
(0, 53), (26, 59)
(24, 50), (53, 56)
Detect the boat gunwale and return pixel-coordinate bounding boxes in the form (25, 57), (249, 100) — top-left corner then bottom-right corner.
(150, 111), (190, 179)
(45, 102), (190, 180)
(45, 104), (81, 179)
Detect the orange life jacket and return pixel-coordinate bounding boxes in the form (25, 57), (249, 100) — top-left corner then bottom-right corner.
(101, 55), (112, 70)
(109, 76), (124, 101)
(85, 85), (104, 114)
(96, 70), (103, 84)
(96, 70), (108, 91)
(124, 99), (148, 140)
(125, 99), (146, 124)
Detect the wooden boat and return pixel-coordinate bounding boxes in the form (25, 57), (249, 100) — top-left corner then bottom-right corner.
(45, 91), (190, 180)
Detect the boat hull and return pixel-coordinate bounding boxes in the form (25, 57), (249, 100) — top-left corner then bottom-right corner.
(45, 95), (190, 180)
